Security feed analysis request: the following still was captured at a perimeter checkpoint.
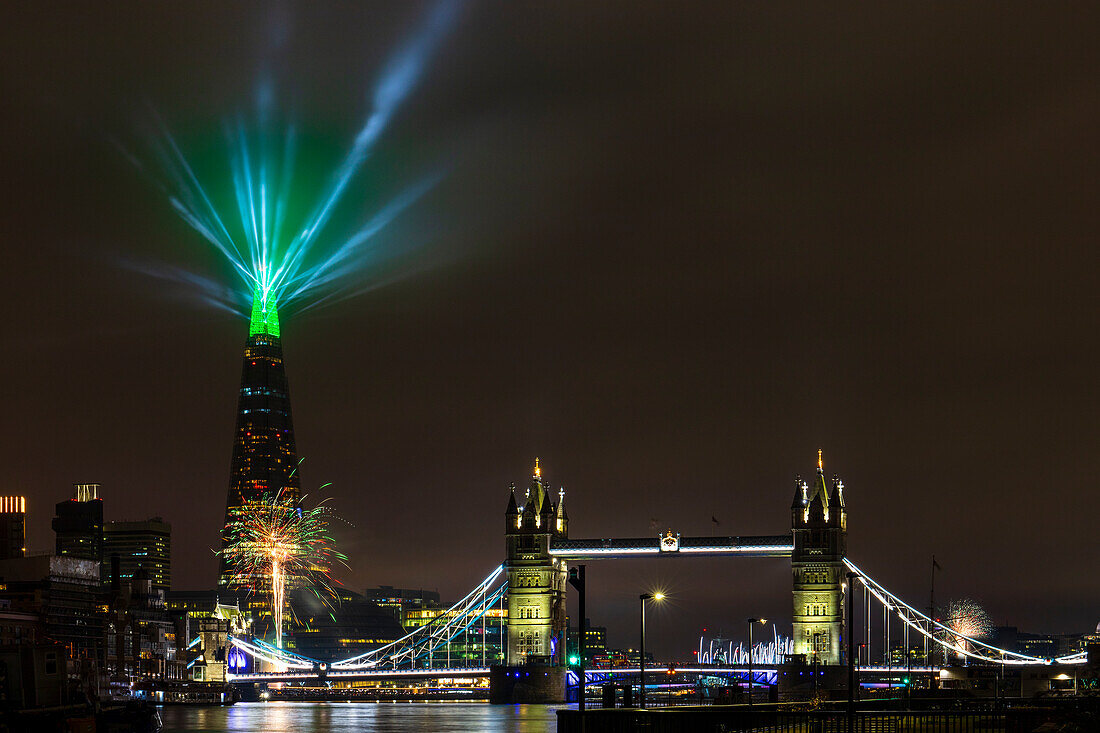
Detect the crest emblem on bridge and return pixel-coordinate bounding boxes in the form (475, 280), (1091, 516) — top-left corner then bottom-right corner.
(659, 530), (681, 553)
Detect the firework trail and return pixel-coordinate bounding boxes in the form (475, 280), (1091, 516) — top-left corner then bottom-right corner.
(220, 489), (348, 655)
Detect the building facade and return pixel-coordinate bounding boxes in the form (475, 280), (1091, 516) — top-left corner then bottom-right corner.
(104, 517), (171, 591)
(52, 484), (103, 564)
(0, 496), (26, 560)
(504, 459), (568, 666)
(104, 563), (185, 683)
(566, 618), (608, 666)
(219, 288), (302, 589)
(790, 452), (847, 665)
(289, 588), (406, 663)
(363, 586), (442, 626)
(0, 555), (104, 666)
(217, 288), (304, 655)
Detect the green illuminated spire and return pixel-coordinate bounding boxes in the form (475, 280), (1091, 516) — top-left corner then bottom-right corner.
(249, 286), (281, 338)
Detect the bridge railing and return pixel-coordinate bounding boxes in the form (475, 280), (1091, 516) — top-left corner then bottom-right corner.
(331, 564), (507, 670)
(225, 564), (508, 675)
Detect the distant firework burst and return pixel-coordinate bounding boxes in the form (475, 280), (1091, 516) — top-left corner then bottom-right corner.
(943, 598), (993, 651)
(220, 490), (348, 653)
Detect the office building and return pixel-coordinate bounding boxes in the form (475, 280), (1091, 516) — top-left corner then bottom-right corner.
(104, 517), (171, 591)
(52, 483), (104, 565)
(0, 496), (26, 560)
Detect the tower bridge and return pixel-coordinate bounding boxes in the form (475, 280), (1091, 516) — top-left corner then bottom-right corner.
(502, 452), (846, 669)
(225, 453), (1087, 699)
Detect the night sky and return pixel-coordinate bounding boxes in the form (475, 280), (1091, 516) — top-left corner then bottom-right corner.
(2, 2), (1097, 658)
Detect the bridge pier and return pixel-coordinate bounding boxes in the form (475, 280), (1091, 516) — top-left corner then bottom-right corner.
(489, 664), (566, 704)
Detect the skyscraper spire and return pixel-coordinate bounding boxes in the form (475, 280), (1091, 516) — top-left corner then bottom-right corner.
(249, 284), (281, 338)
(219, 293), (301, 587)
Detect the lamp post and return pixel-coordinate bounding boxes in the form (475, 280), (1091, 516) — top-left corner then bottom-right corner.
(856, 643), (866, 703)
(639, 592), (664, 708)
(746, 618), (767, 707)
(847, 571), (857, 733)
(568, 566), (586, 712)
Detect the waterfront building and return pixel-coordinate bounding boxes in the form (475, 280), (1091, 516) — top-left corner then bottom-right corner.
(0, 555), (103, 665)
(599, 648), (652, 667)
(52, 483), (104, 564)
(102, 517), (170, 589)
(567, 618), (608, 665)
(103, 517), (171, 591)
(0, 644), (70, 708)
(104, 560), (185, 683)
(993, 626), (1095, 658)
(0, 599), (41, 645)
(0, 496), (26, 560)
(289, 588), (406, 663)
(363, 585), (442, 625)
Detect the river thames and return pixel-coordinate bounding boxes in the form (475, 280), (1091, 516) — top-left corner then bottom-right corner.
(160, 702), (558, 732)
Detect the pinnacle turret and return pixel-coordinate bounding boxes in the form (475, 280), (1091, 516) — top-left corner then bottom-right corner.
(540, 486), (555, 518)
(808, 488), (827, 522)
(791, 450), (848, 528)
(790, 474), (806, 510)
(829, 476), (845, 509)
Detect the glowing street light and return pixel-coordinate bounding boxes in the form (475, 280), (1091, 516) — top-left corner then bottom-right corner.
(639, 592), (666, 708)
(746, 617), (767, 707)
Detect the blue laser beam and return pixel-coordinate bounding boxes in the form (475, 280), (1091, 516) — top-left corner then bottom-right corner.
(127, 0), (461, 318)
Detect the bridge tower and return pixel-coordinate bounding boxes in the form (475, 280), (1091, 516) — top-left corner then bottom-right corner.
(790, 450), (847, 665)
(504, 459), (568, 666)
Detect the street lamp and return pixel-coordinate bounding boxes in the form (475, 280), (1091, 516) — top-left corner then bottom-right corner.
(746, 618), (767, 707)
(639, 592), (665, 708)
(568, 565), (586, 712)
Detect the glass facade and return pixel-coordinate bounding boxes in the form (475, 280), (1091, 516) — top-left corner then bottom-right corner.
(103, 518), (171, 591)
(218, 294), (301, 589)
(0, 496), (26, 560)
(52, 488), (104, 565)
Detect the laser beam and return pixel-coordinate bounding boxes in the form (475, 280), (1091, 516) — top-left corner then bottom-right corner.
(127, 1), (461, 319)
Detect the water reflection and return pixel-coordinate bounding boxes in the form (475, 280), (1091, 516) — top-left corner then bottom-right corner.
(161, 701), (558, 733)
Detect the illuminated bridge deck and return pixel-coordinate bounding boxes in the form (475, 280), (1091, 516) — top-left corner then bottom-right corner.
(549, 534), (793, 559)
(229, 667), (492, 683)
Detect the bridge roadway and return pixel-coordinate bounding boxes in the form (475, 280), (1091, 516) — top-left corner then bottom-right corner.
(549, 534), (793, 559)
(568, 665), (940, 686)
(227, 666), (781, 685)
(228, 667), (492, 684)
(229, 663), (941, 686)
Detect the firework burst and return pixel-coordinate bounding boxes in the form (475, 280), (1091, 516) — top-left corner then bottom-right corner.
(220, 490), (347, 654)
(943, 598), (994, 653)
